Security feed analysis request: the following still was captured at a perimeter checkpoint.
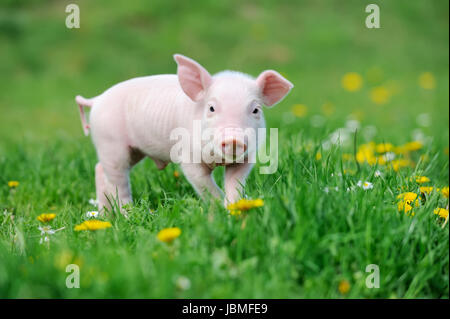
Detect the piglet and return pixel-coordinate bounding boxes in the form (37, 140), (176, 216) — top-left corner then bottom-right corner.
(76, 54), (293, 212)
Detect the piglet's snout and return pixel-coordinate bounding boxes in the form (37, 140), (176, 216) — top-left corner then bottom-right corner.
(215, 127), (249, 161)
(221, 138), (247, 157)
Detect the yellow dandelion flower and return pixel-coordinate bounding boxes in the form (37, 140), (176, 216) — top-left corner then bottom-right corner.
(291, 104), (308, 118)
(418, 72), (435, 90)
(440, 187), (449, 198)
(356, 152), (367, 164)
(419, 186), (434, 194)
(37, 213), (56, 223)
(173, 171), (180, 178)
(8, 181), (19, 188)
(406, 141), (423, 151)
(342, 72), (362, 92)
(397, 201), (414, 213)
(397, 141), (423, 154)
(338, 280), (350, 295)
(375, 143), (394, 153)
(397, 192), (420, 213)
(356, 144), (379, 166)
(397, 192), (418, 202)
(227, 199), (264, 211)
(415, 176), (430, 184)
(74, 220), (112, 231)
(434, 208), (449, 219)
(370, 86), (390, 105)
(157, 227), (181, 243)
(397, 192), (420, 214)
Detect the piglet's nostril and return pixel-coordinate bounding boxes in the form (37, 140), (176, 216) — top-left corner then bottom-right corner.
(222, 139), (247, 153)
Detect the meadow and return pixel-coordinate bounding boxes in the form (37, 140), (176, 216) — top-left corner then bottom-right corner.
(0, 0), (448, 298)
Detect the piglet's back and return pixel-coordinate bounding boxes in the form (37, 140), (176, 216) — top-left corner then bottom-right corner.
(89, 74), (194, 158)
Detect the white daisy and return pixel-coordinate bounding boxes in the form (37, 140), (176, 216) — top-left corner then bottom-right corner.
(38, 226), (57, 245)
(175, 276), (191, 291)
(86, 211), (99, 218)
(357, 180), (374, 190)
(39, 226), (56, 236)
(362, 181), (374, 190)
(37, 226), (64, 244)
(374, 170), (382, 177)
(89, 198), (99, 206)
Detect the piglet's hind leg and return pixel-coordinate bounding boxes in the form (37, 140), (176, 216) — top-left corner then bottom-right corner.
(95, 143), (134, 215)
(95, 163), (108, 213)
(102, 163), (132, 214)
(95, 161), (130, 214)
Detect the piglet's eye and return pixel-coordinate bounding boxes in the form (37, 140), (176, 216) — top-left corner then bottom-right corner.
(209, 106), (215, 112)
(252, 108), (259, 114)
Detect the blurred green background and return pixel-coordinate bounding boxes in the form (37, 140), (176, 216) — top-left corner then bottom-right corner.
(0, 0), (448, 148)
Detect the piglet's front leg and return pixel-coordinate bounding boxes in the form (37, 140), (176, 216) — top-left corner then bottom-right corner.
(224, 162), (254, 207)
(180, 163), (224, 201)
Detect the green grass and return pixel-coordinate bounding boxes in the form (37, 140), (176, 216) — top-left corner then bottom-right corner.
(0, 0), (448, 298)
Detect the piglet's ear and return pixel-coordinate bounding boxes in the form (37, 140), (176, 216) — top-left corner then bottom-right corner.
(256, 70), (294, 107)
(174, 54), (212, 102)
